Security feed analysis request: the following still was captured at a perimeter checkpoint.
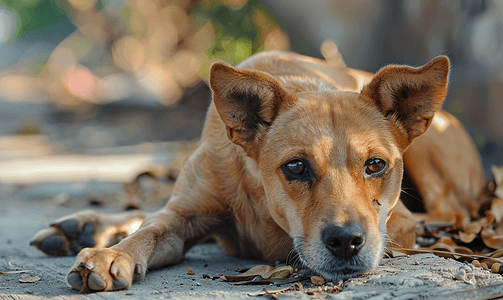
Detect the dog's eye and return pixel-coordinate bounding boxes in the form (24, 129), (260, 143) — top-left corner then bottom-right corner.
(285, 160), (305, 175)
(281, 159), (313, 182)
(365, 158), (387, 176)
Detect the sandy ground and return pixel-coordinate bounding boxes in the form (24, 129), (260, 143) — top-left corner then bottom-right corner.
(2, 185), (503, 300)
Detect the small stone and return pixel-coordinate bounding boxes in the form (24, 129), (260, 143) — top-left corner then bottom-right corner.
(472, 260), (481, 267)
(492, 263), (501, 273)
(187, 268), (195, 275)
(481, 263), (489, 271)
(310, 275), (325, 286)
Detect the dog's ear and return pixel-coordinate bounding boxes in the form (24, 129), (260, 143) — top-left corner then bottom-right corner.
(209, 62), (291, 155)
(360, 56), (450, 149)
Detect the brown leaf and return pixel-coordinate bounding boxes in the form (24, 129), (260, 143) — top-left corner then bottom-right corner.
(221, 264), (297, 285)
(491, 165), (503, 199)
(266, 266), (293, 279)
(433, 236), (457, 247)
(463, 217), (490, 234)
(459, 231), (477, 244)
(491, 198), (503, 224)
(247, 285), (295, 297)
(19, 275), (40, 283)
(481, 227), (503, 249)
(310, 275), (325, 286)
(398, 248), (490, 262)
(220, 265), (274, 282)
(0, 270), (31, 274)
(234, 277), (304, 286)
(488, 249), (503, 258)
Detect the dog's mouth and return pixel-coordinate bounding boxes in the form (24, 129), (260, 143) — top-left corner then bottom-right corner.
(292, 237), (380, 281)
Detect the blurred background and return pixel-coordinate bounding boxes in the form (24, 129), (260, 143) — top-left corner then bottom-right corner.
(0, 0), (501, 205)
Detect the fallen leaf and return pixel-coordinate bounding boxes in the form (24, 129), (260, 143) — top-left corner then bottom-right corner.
(489, 249), (503, 258)
(398, 248), (502, 263)
(247, 285), (295, 296)
(310, 275), (325, 286)
(0, 270), (31, 274)
(233, 277), (304, 286)
(481, 227), (503, 249)
(265, 266), (293, 279)
(220, 265), (292, 282)
(220, 265), (274, 282)
(491, 166), (503, 199)
(459, 231), (477, 243)
(19, 276), (40, 283)
(491, 198), (503, 224)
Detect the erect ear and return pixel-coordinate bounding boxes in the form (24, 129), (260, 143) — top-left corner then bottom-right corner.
(209, 62), (292, 155)
(360, 56), (450, 149)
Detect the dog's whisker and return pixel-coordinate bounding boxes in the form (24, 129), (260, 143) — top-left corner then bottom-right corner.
(400, 189), (424, 204)
(383, 233), (406, 252)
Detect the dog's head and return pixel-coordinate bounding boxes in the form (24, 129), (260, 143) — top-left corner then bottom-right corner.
(209, 56), (449, 280)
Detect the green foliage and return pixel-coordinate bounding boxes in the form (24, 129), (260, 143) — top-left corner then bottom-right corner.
(0, 0), (75, 42)
(193, 0), (280, 65)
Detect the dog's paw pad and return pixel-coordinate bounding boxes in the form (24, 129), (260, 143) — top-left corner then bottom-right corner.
(68, 248), (136, 292)
(59, 220), (79, 234)
(113, 277), (128, 290)
(69, 245), (80, 255)
(31, 218), (97, 256)
(67, 272), (83, 290)
(41, 235), (63, 250)
(76, 223), (96, 247)
(88, 273), (106, 291)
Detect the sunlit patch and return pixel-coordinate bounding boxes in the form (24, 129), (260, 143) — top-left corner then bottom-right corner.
(67, 0), (98, 11)
(63, 66), (98, 101)
(0, 9), (15, 44)
(125, 219), (143, 234)
(432, 114), (448, 132)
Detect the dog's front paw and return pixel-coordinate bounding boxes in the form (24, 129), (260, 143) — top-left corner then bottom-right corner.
(67, 248), (143, 292)
(30, 211), (99, 256)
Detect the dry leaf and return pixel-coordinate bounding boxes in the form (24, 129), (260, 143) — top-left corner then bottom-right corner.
(233, 277), (304, 286)
(247, 285), (295, 296)
(0, 270), (31, 274)
(19, 275), (40, 283)
(220, 265), (292, 282)
(459, 231), (477, 243)
(397, 248), (492, 262)
(266, 266), (293, 279)
(490, 198), (503, 224)
(491, 166), (503, 199)
(481, 227), (503, 249)
(489, 249), (503, 258)
(435, 236), (457, 247)
(464, 217), (490, 234)
(310, 275), (325, 286)
(220, 265), (274, 282)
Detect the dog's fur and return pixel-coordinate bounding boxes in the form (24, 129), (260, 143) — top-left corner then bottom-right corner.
(30, 51), (484, 292)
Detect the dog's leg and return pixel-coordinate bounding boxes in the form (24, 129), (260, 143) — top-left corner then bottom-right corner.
(62, 146), (225, 292)
(30, 210), (147, 256)
(64, 197), (221, 292)
(386, 200), (416, 249)
(403, 111), (485, 224)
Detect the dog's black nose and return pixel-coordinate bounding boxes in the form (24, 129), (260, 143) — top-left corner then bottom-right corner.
(322, 223), (366, 259)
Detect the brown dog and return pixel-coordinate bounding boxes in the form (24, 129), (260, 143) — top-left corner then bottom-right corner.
(30, 51), (484, 292)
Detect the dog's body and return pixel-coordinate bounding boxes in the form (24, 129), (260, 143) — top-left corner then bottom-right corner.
(30, 51), (484, 292)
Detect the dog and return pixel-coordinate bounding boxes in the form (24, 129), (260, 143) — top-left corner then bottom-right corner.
(30, 50), (484, 292)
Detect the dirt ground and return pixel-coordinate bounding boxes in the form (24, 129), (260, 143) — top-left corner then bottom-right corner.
(2, 183), (503, 300)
